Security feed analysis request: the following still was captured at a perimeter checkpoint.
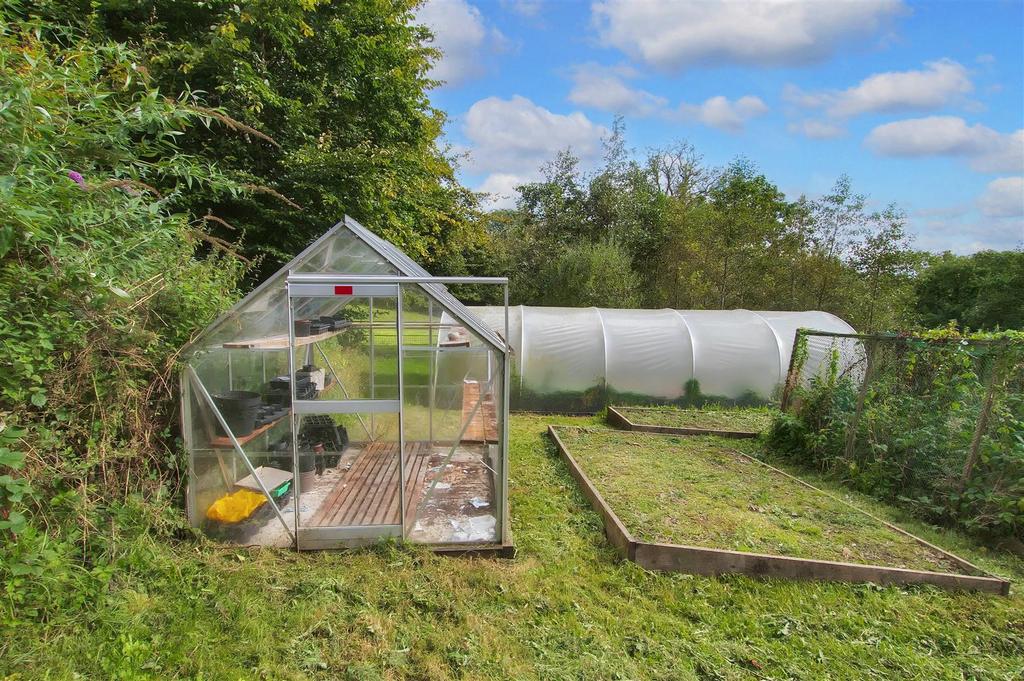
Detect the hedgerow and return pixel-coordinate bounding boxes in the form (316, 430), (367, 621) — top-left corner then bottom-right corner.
(0, 19), (249, 620)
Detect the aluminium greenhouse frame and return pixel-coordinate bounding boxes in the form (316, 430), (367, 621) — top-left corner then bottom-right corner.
(180, 217), (512, 553)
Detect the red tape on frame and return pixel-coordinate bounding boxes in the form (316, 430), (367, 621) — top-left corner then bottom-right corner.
(334, 285), (353, 295)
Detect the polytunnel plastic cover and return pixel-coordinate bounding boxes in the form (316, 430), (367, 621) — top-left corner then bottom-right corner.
(458, 306), (856, 410)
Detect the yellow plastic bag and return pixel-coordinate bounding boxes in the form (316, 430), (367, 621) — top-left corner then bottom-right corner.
(206, 489), (267, 523)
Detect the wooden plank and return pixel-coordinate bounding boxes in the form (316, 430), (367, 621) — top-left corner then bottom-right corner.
(354, 447), (400, 526)
(308, 446), (363, 526)
(633, 542), (1010, 595)
(405, 443), (435, 526)
(605, 406), (631, 430)
(335, 443), (394, 526)
(406, 443), (433, 523)
(432, 542), (516, 558)
(392, 442), (428, 526)
(316, 443), (382, 526)
(463, 382), (482, 441)
(399, 442), (424, 526)
(547, 426), (635, 560)
(311, 446), (372, 524)
(383, 442), (421, 526)
(607, 405), (759, 439)
(222, 326), (348, 350)
(345, 442), (399, 525)
(370, 450), (407, 526)
(462, 381), (498, 443)
(210, 411), (290, 448)
(318, 442), (385, 526)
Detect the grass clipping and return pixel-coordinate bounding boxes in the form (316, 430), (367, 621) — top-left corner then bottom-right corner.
(559, 427), (964, 573)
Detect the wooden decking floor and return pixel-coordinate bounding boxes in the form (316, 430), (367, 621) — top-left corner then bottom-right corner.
(462, 380), (498, 443)
(308, 442), (435, 527)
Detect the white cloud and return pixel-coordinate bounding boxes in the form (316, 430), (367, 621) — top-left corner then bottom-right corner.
(477, 173), (528, 209)
(912, 215), (1024, 253)
(786, 59), (973, 118)
(416, 0), (505, 87)
(463, 95), (609, 174)
(678, 95), (768, 133)
(501, 0), (542, 17)
(462, 96), (609, 208)
(567, 64), (765, 132)
(787, 119), (846, 140)
(978, 177), (1024, 218)
(865, 116), (1024, 173)
(567, 64), (668, 117)
(592, 0), (904, 71)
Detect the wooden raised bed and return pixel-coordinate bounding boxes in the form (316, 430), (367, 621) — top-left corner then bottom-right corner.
(607, 405), (762, 438)
(547, 425), (1010, 595)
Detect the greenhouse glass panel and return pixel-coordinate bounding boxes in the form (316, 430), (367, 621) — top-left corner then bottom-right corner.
(181, 217), (511, 552)
(404, 284), (504, 545)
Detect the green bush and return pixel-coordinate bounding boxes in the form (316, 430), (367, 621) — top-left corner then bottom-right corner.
(769, 328), (1024, 541)
(0, 19), (245, 620)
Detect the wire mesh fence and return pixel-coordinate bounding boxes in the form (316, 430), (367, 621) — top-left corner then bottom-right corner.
(774, 329), (1024, 541)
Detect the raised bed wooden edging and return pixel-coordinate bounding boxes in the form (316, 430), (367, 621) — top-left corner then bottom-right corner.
(607, 406), (761, 439)
(546, 425), (1010, 596)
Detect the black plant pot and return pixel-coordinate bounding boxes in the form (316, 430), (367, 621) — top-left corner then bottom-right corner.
(294, 319), (312, 337)
(213, 390), (262, 437)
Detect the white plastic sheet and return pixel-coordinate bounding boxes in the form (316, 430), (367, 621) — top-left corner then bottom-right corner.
(462, 306), (856, 404)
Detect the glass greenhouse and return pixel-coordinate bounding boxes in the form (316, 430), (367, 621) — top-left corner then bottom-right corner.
(446, 307), (856, 412)
(180, 217), (511, 552)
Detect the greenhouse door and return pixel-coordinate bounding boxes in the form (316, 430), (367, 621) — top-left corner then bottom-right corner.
(287, 281), (407, 550)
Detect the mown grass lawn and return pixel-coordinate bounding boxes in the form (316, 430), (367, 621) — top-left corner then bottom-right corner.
(3, 415), (1022, 680)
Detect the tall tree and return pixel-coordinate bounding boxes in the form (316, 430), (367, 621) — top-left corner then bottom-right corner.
(807, 175), (865, 310)
(848, 205), (918, 331)
(22, 0), (481, 277)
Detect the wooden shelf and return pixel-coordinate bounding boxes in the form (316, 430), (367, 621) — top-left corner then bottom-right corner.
(211, 411), (289, 448)
(208, 377), (334, 448)
(222, 326), (347, 350)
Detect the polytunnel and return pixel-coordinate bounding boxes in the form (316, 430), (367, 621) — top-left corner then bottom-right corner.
(438, 307), (855, 412)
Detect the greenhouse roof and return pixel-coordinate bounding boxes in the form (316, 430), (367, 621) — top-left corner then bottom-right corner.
(188, 216), (505, 354)
(342, 218), (505, 351)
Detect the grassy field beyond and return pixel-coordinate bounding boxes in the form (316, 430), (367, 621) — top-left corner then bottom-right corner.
(556, 426), (968, 572)
(616, 406), (776, 432)
(2, 415), (1022, 679)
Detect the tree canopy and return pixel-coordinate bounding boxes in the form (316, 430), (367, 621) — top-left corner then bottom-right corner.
(18, 0), (484, 278)
(914, 251), (1024, 330)
(486, 120), (934, 332)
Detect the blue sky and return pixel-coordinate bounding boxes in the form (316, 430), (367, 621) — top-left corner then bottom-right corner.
(416, 0), (1024, 253)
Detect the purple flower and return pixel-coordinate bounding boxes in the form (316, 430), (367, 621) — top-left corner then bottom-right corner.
(67, 170), (86, 189)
